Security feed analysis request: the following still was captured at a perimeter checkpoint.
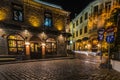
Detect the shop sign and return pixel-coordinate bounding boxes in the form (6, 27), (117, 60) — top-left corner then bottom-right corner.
(106, 27), (114, 43)
(98, 28), (105, 41)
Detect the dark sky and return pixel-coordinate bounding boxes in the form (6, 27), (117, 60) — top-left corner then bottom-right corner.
(40, 0), (94, 20)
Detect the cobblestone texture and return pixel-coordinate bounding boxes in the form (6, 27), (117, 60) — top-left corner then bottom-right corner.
(0, 59), (120, 80)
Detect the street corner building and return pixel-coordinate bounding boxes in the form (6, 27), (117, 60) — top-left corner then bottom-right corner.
(69, 0), (120, 72)
(0, 0), (70, 60)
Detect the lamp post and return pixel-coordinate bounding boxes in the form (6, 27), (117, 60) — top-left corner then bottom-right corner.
(106, 27), (114, 70)
(98, 28), (104, 66)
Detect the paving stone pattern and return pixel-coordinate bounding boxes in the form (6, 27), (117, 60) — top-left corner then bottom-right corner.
(0, 59), (120, 80)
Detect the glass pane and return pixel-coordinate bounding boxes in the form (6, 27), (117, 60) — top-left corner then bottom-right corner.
(16, 35), (24, 40)
(17, 41), (24, 47)
(9, 48), (17, 52)
(8, 40), (16, 47)
(30, 43), (34, 52)
(8, 35), (15, 39)
(35, 44), (38, 52)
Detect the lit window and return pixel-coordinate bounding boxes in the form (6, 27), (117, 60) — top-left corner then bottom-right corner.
(44, 12), (52, 27)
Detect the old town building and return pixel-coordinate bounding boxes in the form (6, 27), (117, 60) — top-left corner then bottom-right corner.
(0, 0), (70, 60)
(69, 0), (120, 72)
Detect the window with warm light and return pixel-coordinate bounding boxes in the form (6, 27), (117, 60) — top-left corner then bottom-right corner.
(7, 34), (25, 55)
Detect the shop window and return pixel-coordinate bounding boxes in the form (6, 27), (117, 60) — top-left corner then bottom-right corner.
(46, 38), (56, 54)
(44, 12), (52, 27)
(7, 34), (25, 55)
(12, 3), (23, 22)
(30, 43), (40, 53)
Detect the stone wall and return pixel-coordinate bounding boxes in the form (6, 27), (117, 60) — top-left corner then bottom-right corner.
(111, 60), (120, 72)
(0, 37), (7, 54)
(0, 0), (68, 30)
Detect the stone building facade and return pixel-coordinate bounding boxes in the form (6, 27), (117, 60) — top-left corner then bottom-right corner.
(69, 0), (120, 60)
(0, 0), (70, 59)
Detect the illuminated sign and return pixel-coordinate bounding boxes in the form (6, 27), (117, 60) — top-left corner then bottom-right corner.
(106, 27), (114, 43)
(98, 28), (105, 41)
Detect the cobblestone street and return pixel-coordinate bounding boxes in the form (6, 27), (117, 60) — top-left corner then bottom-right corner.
(0, 59), (120, 80)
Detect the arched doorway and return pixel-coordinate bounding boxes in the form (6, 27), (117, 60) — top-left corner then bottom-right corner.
(29, 36), (42, 59)
(7, 34), (25, 55)
(46, 38), (56, 55)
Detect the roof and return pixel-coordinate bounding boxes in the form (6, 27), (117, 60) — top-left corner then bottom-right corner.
(34, 0), (63, 9)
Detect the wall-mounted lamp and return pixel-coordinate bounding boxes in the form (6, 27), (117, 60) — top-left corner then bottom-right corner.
(25, 42), (30, 47)
(42, 43), (46, 46)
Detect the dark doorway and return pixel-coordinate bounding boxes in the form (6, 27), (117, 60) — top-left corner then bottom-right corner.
(46, 38), (56, 55)
(30, 43), (42, 59)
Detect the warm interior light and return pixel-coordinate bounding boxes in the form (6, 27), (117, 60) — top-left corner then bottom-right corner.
(55, 19), (64, 31)
(25, 42), (30, 46)
(28, 15), (41, 27)
(42, 43), (46, 46)
(0, 8), (7, 21)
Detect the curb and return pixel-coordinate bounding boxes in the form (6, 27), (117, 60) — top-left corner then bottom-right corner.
(0, 57), (75, 65)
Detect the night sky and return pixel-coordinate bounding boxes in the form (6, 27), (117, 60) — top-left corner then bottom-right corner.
(40, 0), (94, 20)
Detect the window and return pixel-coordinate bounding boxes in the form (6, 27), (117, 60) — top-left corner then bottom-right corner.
(76, 20), (78, 26)
(46, 38), (56, 54)
(73, 23), (75, 28)
(79, 29), (82, 35)
(85, 12), (88, 20)
(7, 34), (25, 55)
(80, 17), (83, 23)
(105, 2), (111, 12)
(12, 3), (23, 22)
(99, 3), (104, 15)
(44, 12), (52, 27)
(76, 31), (78, 37)
(84, 26), (87, 33)
(94, 5), (98, 15)
(73, 33), (75, 38)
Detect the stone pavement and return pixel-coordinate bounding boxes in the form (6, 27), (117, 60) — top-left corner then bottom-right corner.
(0, 59), (120, 80)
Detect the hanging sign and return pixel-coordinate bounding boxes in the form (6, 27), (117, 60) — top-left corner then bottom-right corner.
(106, 27), (115, 43)
(98, 28), (105, 41)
